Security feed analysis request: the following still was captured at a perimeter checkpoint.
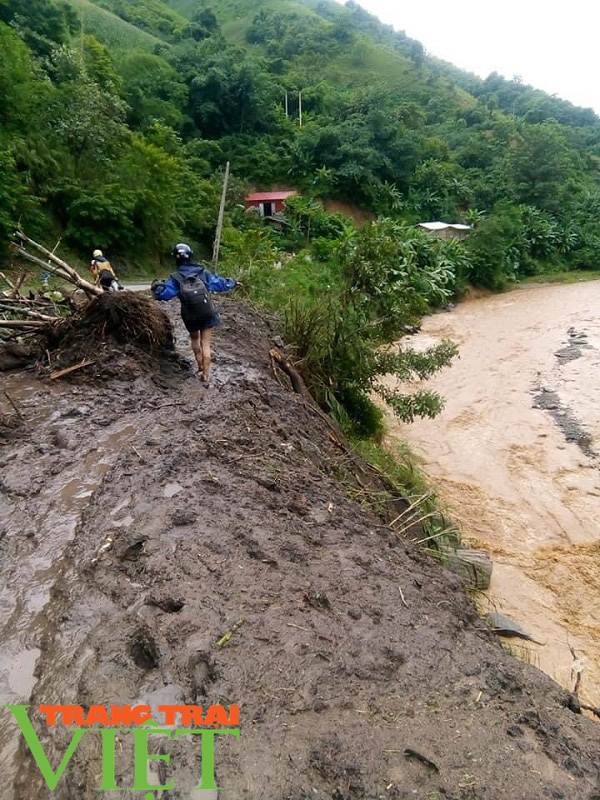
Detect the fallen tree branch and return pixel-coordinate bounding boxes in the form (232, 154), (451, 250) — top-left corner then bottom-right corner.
(0, 297), (52, 306)
(11, 244), (97, 296)
(50, 359), (95, 380)
(10, 246), (75, 282)
(269, 348), (314, 401)
(12, 231), (101, 297)
(3, 391), (24, 420)
(15, 230), (79, 277)
(0, 303), (57, 322)
(13, 271), (27, 295)
(0, 271), (17, 290)
(579, 702), (600, 719)
(0, 319), (49, 329)
(0, 271), (20, 297)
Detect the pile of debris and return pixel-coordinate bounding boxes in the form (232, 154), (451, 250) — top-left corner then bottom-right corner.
(1, 232), (173, 379)
(3, 230), (101, 329)
(43, 292), (175, 379)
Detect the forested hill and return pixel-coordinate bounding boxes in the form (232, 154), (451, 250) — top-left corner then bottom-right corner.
(3, 0), (600, 288)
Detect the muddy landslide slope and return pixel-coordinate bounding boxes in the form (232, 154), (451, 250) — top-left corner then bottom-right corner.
(1, 300), (598, 800)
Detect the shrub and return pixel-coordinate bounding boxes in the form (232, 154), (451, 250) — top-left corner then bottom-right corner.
(465, 205), (526, 288)
(278, 220), (460, 428)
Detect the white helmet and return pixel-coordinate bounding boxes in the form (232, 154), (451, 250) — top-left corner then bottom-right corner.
(93, 249), (103, 258)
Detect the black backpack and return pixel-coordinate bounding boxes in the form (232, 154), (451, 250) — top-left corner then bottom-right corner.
(172, 270), (216, 323)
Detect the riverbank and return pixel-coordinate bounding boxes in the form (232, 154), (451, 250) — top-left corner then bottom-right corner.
(383, 279), (600, 710)
(519, 269), (600, 285)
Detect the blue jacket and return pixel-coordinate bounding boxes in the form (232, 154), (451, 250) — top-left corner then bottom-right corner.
(152, 263), (236, 302)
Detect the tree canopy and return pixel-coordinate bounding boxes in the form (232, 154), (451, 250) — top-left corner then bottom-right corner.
(1, 0), (600, 281)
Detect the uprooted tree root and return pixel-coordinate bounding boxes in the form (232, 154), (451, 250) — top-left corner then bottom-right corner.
(72, 292), (173, 349)
(41, 292), (176, 378)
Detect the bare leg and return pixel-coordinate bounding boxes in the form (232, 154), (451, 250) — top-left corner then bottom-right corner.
(200, 328), (213, 383)
(190, 331), (203, 377)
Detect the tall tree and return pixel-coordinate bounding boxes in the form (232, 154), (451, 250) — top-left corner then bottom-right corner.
(509, 122), (575, 211)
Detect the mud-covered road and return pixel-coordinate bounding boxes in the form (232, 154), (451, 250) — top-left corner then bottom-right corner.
(0, 298), (598, 799)
(384, 280), (600, 712)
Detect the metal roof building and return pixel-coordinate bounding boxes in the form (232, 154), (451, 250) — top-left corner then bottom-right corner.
(244, 191), (297, 216)
(418, 221), (472, 240)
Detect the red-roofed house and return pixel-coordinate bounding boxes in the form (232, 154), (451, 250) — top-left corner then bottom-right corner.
(244, 190), (297, 217)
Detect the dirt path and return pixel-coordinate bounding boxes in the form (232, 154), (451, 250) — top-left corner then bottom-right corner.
(0, 299), (599, 799)
(383, 281), (600, 710)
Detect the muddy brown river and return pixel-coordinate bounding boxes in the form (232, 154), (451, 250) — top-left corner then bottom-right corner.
(383, 280), (600, 708)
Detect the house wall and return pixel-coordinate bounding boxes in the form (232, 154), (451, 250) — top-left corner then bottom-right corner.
(426, 228), (469, 241)
(243, 199), (288, 214)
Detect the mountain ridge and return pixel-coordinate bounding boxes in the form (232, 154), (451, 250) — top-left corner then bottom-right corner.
(75, 0), (600, 127)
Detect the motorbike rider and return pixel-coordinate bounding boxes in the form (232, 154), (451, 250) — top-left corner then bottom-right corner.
(90, 249), (121, 292)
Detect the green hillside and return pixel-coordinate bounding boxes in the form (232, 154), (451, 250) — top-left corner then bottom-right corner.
(165, 0), (322, 46)
(70, 0), (166, 50)
(166, 0), (426, 89)
(167, 0), (302, 22)
(90, 0), (187, 39)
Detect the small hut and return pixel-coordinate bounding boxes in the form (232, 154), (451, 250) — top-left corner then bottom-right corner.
(418, 221), (471, 241)
(244, 191), (297, 217)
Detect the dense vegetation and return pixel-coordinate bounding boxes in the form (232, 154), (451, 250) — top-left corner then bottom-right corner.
(3, 0), (600, 427)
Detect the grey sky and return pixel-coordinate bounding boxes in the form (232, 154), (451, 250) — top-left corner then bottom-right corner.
(337, 1), (599, 113)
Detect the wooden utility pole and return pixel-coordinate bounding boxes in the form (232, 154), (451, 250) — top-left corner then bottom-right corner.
(212, 161), (230, 269)
(80, 8), (85, 67)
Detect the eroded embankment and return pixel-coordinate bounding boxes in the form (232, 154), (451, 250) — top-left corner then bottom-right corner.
(383, 280), (600, 712)
(0, 299), (598, 800)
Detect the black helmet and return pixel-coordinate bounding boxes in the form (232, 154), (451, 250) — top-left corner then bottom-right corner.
(173, 243), (193, 263)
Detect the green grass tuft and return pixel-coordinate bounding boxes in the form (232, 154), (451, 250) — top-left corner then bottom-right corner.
(351, 435), (462, 550)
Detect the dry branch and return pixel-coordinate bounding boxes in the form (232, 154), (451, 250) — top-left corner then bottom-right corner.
(0, 319), (49, 329)
(0, 231), (106, 341)
(0, 271), (19, 296)
(3, 391), (24, 419)
(13, 271), (27, 295)
(0, 297), (48, 306)
(11, 244), (99, 297)
(50, 359), (95, 380)
(0, 303), (57, 322)
(12, 230), (101, 297)
(269, 347), (314, 401)
(10, 247), (71, 282)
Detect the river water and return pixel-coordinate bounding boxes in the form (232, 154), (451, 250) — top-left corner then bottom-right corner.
(383, 281), (600, 708)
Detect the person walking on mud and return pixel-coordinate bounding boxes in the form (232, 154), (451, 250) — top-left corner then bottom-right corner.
(151, 243), (237, 384)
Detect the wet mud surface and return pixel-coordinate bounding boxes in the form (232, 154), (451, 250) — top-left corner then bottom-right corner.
(384, 281), (600, 714)
(1, 299), (599, 799)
